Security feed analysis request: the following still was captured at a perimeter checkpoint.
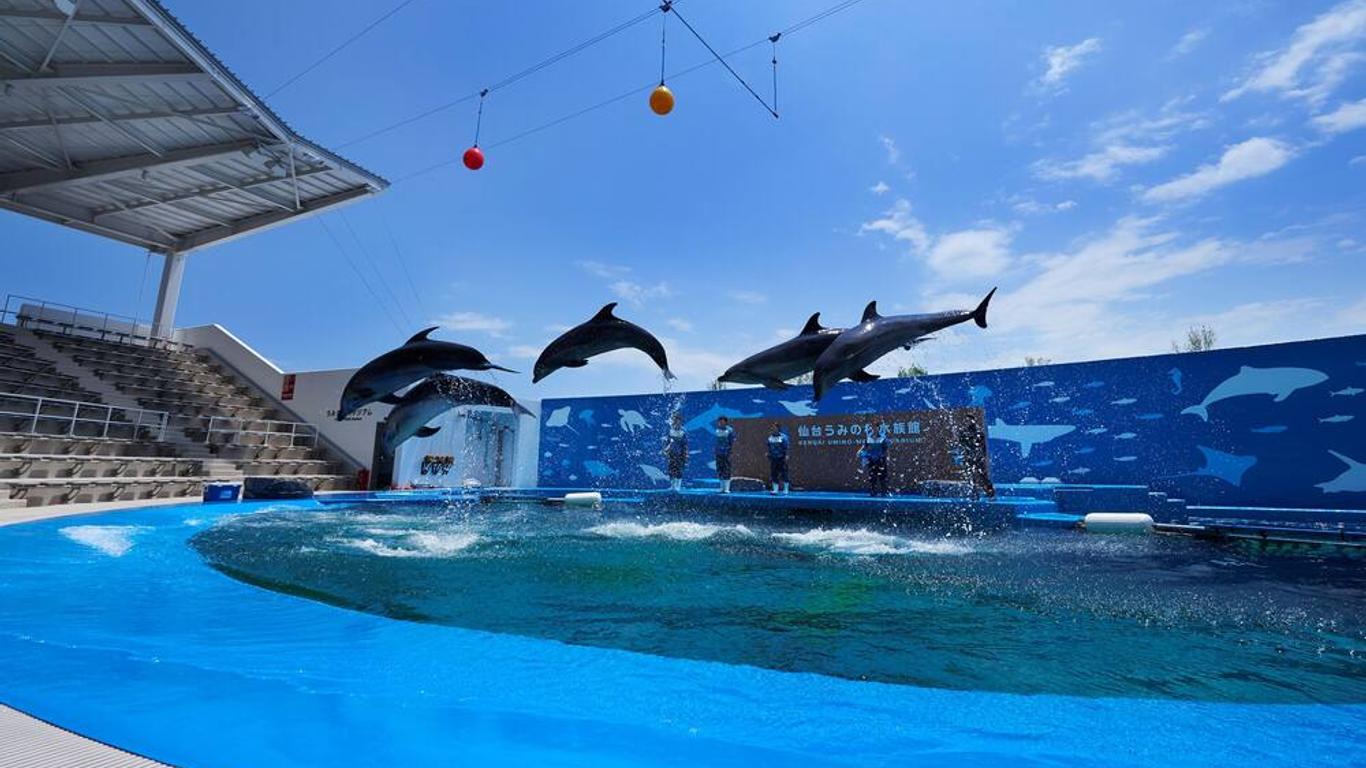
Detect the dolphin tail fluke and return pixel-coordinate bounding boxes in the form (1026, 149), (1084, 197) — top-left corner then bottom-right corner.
(1180, 404), (1209, 421)
(972, 287), (996, 329)
(662, 368), (677, 381)
(414, 426), (441, 438)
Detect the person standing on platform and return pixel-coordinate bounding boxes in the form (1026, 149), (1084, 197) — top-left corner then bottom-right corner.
(767, 422), (790, 495)
(662, 413), (688, 492)
(714, 416), (736, 493)
(858, 418), (891, 497)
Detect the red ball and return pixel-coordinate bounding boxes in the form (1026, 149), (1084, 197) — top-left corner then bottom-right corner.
(462, 146), (485, 171)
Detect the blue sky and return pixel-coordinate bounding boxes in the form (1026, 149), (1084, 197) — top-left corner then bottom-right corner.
(4, 0), (1365, 401)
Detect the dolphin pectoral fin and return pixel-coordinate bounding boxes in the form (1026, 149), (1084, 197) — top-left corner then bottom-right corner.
(405, 326), (440, 345)
(849, 369), (880, 383)
(377, 394), (403, 405)
(414, 426), (441, 438)
(761, 378), (791, 390)
(861, 301), (881, 323)
(562, 359), (590, 368)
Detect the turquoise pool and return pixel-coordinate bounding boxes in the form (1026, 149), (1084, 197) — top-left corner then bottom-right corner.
(2, 498), (1365, 766)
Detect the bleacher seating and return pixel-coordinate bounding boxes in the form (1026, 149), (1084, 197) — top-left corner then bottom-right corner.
(1, 325), (355, 507)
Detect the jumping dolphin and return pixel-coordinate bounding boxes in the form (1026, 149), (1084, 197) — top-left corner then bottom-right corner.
(338, 327), (516, 420)
(718, 313), (880, 390)
(811, 288), (996, 400)
(378, 374), (532, 456)
(532, 303), (673, 383)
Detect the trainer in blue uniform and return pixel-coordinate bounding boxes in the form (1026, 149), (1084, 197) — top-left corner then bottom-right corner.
(858, 418), (891, 497)
(662, 413), (688, 492)
(766, 422), (790, 495)
(714, 416), (736, 493)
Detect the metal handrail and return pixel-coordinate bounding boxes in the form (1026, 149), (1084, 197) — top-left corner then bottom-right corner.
(1, 294), (186, 350)
(0, 391), (168, 440)
(203, 415), (317, 448)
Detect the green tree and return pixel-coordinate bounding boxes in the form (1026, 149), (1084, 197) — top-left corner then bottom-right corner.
(1172, 325), (1217, 353)
(896, 363), (928, 377)
(1024, 356), (1052, 367)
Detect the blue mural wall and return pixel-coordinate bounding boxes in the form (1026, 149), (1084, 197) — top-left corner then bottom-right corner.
(537, 335), (1366, 510)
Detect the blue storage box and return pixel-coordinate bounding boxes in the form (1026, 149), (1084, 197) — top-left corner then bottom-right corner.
(203, 483), (241, 503)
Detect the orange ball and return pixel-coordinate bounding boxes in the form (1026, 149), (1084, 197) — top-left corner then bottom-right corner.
(649, 84), (675, 116)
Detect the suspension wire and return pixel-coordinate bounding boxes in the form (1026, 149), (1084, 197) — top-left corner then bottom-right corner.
(472, 89), (488, 146)
(339, 209), (413, 330)
(659, 2), (669, 84)
(336, 4), (665, 150)
(380, 207), (427, 318)
(318, 217), (406, 336)
(266, 0), (419, 98)
(770, 33), (781, 116)
(134, 250), (152, 328)
(388, 0), (875, 185)
(665, 4), (778, 119)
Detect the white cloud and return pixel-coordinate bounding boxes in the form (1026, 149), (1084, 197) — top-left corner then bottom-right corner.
(590, 337), (734, 389)
(574, 260), (629, 279)
(1091, 106), (1210, 146)
(927, 229), (1013, 278)
(1143, 137), (1293, 203)
(1012, 197), (1076, 215)
(1034, 144), (1169, 182)
(1056, 200), (1077, 211)
(1223, 0), (1366, 105)
(870, 180), (891, 195)
(728, 290), (768, 305)
(858, 198), (930, 253)
(879, 135), (900, 164)
(1351, 154), (1366, 165)
(1037, 37), (1103, 91)
(666, 317), (694, 332)
(610, 280), (672, 306)
(1169, 28), (1209, 59)
(1312, 97), (1366, 133)
(434, 311), (512, 337)
(506, 344), (542, 359)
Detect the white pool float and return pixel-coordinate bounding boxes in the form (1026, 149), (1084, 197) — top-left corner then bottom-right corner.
(563, 491), (603, 509)
(1084, 512), (1153, 534)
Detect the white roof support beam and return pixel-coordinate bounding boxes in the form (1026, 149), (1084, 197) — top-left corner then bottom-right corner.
(0, 105), (242, 132)
(173, 186), (371, 252)
(87, 166), (333, 219)
(0, 193), (175, 250)
(187, 164), (296, 212)
(0, 139), (264, 194)
(0, 63), (210, 91)
(0, 9), (152, 27)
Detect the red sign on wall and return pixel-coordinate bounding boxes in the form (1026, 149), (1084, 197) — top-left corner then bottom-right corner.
(280, 373), (296, 401)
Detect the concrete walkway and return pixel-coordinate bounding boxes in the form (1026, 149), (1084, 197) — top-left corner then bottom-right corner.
(0, 704), (172, 767)
(0, 497), (194, 527)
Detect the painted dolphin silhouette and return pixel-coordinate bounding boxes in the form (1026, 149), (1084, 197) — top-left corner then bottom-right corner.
(1318, 451), (1366, 494)
(718, 312), (876, 389)
(1180, 365), (1328, 421)
(812, 288), (995, 400)
(987, 418), (1075, 458)
(378, 374), (532, 456)
(533, 303), (673, 383)
(338, 327), (516, 420)
(682, 403), (762, 432)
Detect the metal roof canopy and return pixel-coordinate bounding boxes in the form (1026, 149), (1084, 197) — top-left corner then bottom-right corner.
(0, 0), (388, 255)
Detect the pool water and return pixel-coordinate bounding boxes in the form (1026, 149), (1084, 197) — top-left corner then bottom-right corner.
(193, 502), (1366, 704)
(1, 499), (1365, 767)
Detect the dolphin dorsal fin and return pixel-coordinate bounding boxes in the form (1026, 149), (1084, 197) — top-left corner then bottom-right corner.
(591, 302), (619, 322)
(405, 326), (439, 345)
(799, 312), (824, 335)
(861, 301), (881, 323)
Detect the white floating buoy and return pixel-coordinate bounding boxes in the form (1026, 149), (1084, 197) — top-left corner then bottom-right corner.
(563, 491), (603, 509)
(1084, 512), (1154, 534)
(1041, 477), (1062, 484)
(1020, 476), (1040, 484)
